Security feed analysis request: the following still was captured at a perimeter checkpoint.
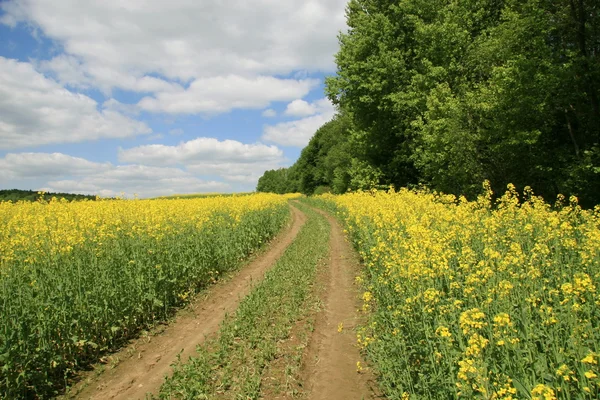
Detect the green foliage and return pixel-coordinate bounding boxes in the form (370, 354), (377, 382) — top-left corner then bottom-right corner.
(311, 189), (600, 398)
(158, 204), (330, 399)
(326, 0), (600, 206)
(256, 168), (298, 194)
(347, 158), (383, 191)
(313, 185), (332, 195)
(0, 201), (288, 398)
(0, 189), (96, 202)
(256, 113), (357, 195)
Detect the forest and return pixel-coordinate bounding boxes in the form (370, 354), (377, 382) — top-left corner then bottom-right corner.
(257, 0), (600, 207)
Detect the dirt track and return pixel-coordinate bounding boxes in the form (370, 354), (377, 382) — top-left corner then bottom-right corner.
(303, 208), (379, 400)
(72, 205), (306, 400)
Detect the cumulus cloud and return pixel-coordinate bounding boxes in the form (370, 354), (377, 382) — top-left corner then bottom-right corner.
(284, 99), (317, 117)
(0, 152), (111, 181)
(186, 161), (284, 184)
(118, 137), (284, 166)
(37, 54), (184, 95)
(0, 152), (230, 198)
(118, 138), (286, 184)
(0, 57), (151, 149)
(262, 98), (336, 147)
(1, 0), (346, 117)
(1, 1), (347, 85)
(136, 75), (319, 115)
(46, 165), (230, 198)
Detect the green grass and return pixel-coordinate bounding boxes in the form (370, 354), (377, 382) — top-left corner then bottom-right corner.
(157, 202), (330, 399)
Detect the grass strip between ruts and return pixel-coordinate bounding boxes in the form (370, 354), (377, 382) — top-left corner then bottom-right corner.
(157, 202), (330, 399)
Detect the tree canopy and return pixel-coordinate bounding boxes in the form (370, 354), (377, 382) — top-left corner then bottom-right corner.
(259, 0), (600, 206)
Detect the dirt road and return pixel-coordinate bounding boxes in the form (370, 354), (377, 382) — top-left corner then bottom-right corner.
(303, 208), (379, 400)
(72, 205), (306, 400)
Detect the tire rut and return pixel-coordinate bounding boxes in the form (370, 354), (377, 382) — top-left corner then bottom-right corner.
(71, 205), (306, 400)
(303, 207), (379, 400)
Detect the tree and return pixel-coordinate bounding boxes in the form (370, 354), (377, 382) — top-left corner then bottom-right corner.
(326, 0), (600, 205)
(256, 113), (357, 195)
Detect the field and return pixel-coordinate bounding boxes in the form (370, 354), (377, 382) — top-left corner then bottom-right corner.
(0, 193), (292, 398)
(2, 186), (599, 399)
(307, 183), (600, 399)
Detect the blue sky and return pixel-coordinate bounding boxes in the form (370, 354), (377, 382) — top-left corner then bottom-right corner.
(0, 1), (347, 197)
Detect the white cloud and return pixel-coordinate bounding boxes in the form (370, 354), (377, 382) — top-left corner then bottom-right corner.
(0, 152), (111, 181)
(46, 165), (230, 198)
(137, 75), (319, 115)
(262, 109), (277, 118)
(118, 137), (284, 165)
(284, 99), (317, 117)
(37, 54), (184, 95)
(102, 98), (140, 116)
(0, 151), (230, 198)
(0, 57), (151, 149)
(262, 98), (336, 147)
(1, 0), (347, 91)
(169, 128), (184, 135)
(186, 161), (284, 184)
(284, 98), (333, 117)
(118, 137), (287, 184)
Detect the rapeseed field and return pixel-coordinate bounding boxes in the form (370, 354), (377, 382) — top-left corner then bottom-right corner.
(313, 183), (600, 399)
(0, 193), (291, 398)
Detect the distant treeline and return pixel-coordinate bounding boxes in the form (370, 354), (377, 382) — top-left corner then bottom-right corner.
(0, 189), (96, 203)
(155, 192), (251, 200)
(258, 0), (600, 207)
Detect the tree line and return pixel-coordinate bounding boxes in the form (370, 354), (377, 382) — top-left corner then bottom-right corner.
(0, 189), (96, 203)
(258, 0), (600, 207)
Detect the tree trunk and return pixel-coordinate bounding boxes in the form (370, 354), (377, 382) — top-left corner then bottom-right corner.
(565, 107), (581, 158)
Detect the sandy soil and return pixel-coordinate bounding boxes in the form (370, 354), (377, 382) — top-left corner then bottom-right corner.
(71, 205), (306, 400)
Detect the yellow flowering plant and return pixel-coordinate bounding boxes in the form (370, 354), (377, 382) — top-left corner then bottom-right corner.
(306, 182), (600, 398)
(0, 193), (290, 398)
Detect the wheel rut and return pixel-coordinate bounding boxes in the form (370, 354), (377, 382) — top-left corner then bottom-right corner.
(71, 205), (306, 400)
(303, 207), (379, 400)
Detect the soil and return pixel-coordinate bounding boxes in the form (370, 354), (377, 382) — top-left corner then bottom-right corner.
(70, 205), (306, 400)
(302, 207), (380, 400)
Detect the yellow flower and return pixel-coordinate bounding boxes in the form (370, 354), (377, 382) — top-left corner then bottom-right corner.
(493, 313), (512, 327)
(582, 352), (598, 365)
(465, 333), (489, 357)
(530, 384), (556, 400)
(584, 370), (597, 379)
(459, 308), (487, 335)
(356, 361), (363, 372)
(435, 326), (452, 338)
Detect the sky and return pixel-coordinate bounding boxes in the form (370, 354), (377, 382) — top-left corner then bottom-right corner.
(0, 0), (348, 198)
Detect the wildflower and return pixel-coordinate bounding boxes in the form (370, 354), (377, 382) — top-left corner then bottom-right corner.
(584, 370), (597, 379)
(459, 308), (487, 335)
(435, 326), (452, 338)
(465, 333), (489, 356)
(530, 384), (556, 400)
(582, 352), (598, 365)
